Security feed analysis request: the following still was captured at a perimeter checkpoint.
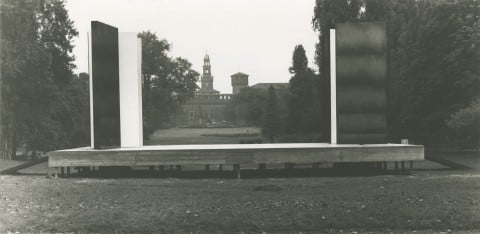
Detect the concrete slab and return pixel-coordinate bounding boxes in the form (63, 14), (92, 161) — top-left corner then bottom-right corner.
(49, 143), (424, 168)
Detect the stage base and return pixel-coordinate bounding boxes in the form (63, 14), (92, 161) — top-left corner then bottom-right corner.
(49, 143), (423, 177)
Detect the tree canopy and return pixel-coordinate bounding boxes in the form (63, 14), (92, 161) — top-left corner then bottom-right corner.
(138, 31), (199, 140)
(286, 45), (321, 134)
(446, 97), (480, 148)
(313, 0), (480, 147)
(1, 0), (85, 159)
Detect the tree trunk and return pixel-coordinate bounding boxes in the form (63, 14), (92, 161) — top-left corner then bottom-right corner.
(10, 131), (17, 159)
(1, 131), (15, 160)
(0, 111), (17, 160)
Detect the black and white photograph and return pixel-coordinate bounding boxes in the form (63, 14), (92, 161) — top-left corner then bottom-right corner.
(0, 0), (479, 232)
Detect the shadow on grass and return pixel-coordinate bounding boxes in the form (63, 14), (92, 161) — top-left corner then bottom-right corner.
(9, 160), (462, 178)
(24, 164), (454, 179)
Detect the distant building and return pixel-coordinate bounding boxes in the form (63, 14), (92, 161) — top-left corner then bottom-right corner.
(177, 53), (287, 127)
(178, 54), (240, 127)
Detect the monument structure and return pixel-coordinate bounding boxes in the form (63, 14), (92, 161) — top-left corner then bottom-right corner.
(49, 21), (423, 178)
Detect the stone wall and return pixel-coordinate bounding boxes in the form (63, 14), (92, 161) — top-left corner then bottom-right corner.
(177, 94), (232, 127)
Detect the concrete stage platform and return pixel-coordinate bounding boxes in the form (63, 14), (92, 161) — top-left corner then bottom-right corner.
(49, 143), (424, 174)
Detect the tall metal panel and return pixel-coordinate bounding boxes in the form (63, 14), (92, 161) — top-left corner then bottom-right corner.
(336, 22), (387, 144)
(90, 21), (120, 148)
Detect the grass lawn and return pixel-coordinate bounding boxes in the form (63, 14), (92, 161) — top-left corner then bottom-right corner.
(147, 127), (262, 145)
(0, 159), (479, 233)
(1, 128), (477, 232)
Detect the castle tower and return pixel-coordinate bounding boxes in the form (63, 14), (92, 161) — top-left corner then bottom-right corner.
(200, 54), (214, 91)
(198, 53), (219, 94)
(231, 72), (249, 95)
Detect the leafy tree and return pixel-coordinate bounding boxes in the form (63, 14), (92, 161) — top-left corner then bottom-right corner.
(138, 32), (199, 140)
(169, 58), (200, 104)
(1, 0), (81, 159)
(62, 73), (90, 148)
(1, 0), (40, 159)
(446, 97), (480, 149)
(378, 0), (480, 145)
(138, 32), (170, 138)
(38, 0), (78, 87)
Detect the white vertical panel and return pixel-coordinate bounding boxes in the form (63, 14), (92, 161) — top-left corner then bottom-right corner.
(88, 32), (94, 148)
(119, 33), (143, 147)
(330, 29), (337, 144)
(137, 38), (143, 145)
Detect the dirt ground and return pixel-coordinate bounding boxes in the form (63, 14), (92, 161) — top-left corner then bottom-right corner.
(1, 159), (480, 233)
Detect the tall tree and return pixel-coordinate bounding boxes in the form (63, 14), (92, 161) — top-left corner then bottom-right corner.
(286, 45), (319, 134)
(1, 0), (40, 159)
(1, 0), (80, 159)
(138, 31), (171, 138)
(263, 86), (281, 143)
(169, 57), (200, 104)
(365, 0), (480, 145)
(38, 0), (80, 151)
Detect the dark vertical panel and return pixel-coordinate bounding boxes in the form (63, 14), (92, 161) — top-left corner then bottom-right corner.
(91, 21), (120, 149)
(336, 22), (387, 144)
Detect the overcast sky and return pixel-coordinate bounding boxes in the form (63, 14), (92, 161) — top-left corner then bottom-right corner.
(65, 0), (318, 93)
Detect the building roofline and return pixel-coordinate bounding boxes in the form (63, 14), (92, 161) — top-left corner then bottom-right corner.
(231, 72), (249, 77)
